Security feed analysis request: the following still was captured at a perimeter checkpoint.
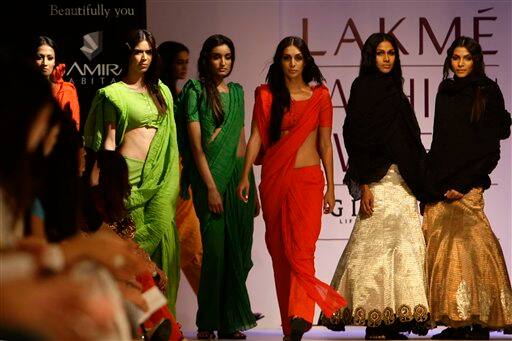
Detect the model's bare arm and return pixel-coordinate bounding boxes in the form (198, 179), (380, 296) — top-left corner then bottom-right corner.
(319, 126), (335, 214)
(188, 122), (224, 214)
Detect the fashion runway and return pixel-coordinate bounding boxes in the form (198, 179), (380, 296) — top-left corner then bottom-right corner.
(183, 326), (512, 340)
(185, 327), (512, 341)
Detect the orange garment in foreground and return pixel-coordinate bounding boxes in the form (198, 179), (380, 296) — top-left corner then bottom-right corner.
(51, 64), (80, 129)
(175, 186), (202, 294)
(253, 84), (346, 334)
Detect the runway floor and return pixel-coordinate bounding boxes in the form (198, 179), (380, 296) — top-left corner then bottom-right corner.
(183, 326), (512, 340)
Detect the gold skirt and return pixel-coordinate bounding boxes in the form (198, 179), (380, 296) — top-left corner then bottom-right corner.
(423, 187), (512, 330)
(320, 165), (430, 332)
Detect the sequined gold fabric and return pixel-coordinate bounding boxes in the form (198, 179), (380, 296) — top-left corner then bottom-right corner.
(423, 187), (512, 329)
(108, 215), (136, 240)
(321, 165), (430, 330)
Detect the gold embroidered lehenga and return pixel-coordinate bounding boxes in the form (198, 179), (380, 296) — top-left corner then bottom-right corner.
(320, 165), (430, 333)
(423, 188), (512, 330)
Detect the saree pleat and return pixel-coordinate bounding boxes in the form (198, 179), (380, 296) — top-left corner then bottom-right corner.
(84, 81), (180, 314)
(254, 85), (346, 331)
(220, 157), (257, 332)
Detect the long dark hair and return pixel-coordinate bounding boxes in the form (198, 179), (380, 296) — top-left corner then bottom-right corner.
(36, 36), (58, 60)
(267, 36), (325, 143)
(158, 41), (189, 99)
(121, 29), (167, 116)
(0, 57), (55, 227)
(40, 115), (84, 242)
(359, 33), (403, 89)
(197, 34), (235, 127)
(94, 151), (131, 224)
(443, 36), (486, 122)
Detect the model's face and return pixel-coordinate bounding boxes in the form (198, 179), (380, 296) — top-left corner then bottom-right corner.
(281, 45), (305, 80)
(209, 44), (232, 80)
(375, 40), (395, 74)
(451, 47), (474, 78)
(173, 50), (189, 80)
(129, 40), (153, 75)
(36, 44), (56, 78)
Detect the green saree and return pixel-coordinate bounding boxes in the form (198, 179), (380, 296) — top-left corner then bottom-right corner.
(177, 79), (257, 332)
(84, 81), (180, 314)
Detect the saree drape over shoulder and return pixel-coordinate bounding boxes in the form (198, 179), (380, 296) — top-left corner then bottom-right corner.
(84, 81), (180, 314)
(176, 79), (256, 333)
(253, 84), (346, 333)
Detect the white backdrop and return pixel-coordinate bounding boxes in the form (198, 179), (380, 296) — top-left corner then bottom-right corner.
(148, 0), (512, 331)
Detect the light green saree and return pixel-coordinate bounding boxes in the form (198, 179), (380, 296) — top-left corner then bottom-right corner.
(84, 81), (180, 314)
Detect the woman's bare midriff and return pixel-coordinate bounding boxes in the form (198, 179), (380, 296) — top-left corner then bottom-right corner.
(119, 126), (157, 161)
(281, 128), (320, 168)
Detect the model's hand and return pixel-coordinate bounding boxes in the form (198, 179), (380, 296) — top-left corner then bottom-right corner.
(444, 189), (463, 200)
(323, 189), (335, 214)
(208, 186), (224, 214)
(237, 176), (251, 203)
(360, 185), (374, 216)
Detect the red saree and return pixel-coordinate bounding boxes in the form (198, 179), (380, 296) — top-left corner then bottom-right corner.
(254, 85), (346, 333)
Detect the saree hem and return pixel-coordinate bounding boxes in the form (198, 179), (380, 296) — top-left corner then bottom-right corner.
(434, 315), (512, 331)
(423, 187), (512, 332)
(320, 304), (431, 334)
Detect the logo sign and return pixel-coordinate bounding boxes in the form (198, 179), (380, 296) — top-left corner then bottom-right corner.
(80, 31), (102, 61)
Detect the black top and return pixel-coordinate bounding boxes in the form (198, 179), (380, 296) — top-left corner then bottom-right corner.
(343, 73), (427, 200)
(425, 76), (511, 202)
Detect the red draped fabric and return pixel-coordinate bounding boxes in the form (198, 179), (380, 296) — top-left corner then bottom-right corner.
(253, 84), (346, 332)
(137, 272), (183, 340)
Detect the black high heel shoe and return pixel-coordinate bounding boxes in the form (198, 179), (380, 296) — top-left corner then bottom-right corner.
(290, 317), (311, 341)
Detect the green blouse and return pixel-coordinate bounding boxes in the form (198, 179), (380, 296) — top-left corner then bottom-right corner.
(184, 89), (233, 144)
(176, 79), (245, 199)
(102, 82), (163, 131)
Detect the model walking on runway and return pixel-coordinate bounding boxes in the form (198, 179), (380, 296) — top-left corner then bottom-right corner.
(238, 36), (346, 341)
